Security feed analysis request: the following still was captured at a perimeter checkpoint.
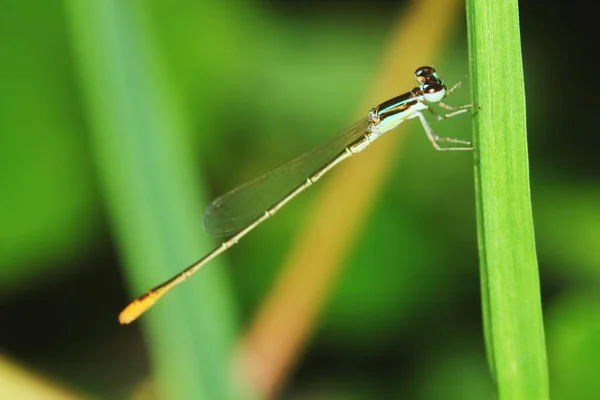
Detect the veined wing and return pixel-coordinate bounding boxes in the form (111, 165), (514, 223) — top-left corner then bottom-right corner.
(203, 118), (369, 237)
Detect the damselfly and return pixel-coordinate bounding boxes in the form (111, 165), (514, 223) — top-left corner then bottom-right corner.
(119, 66), (473, 324)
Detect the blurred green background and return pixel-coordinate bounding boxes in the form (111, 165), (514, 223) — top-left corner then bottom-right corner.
(1, 0), (598, 399)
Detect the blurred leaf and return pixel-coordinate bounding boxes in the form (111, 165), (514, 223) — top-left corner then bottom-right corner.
(0, 354), (88, 400)
(64, 1), (248, 398)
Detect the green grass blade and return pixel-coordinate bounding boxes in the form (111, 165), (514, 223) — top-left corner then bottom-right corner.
(465, 0), (550, 398)
(64, 2), (245, 399)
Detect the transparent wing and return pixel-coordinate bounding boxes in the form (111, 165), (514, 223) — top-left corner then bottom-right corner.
(204, 118), (369, 237)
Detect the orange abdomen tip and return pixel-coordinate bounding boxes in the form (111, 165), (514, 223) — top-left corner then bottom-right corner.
(118, 291), (160, 324)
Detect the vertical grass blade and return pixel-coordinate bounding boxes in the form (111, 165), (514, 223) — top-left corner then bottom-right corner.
(64, 2), (243, 398)
(466, 0), (550, 398)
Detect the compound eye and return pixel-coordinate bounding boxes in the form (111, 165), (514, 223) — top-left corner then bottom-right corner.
(422, 82), (446, 103)
(415, 66), (437, 83)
